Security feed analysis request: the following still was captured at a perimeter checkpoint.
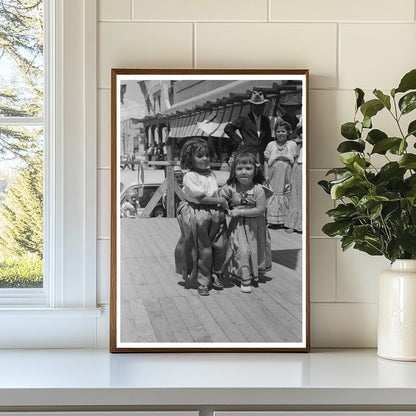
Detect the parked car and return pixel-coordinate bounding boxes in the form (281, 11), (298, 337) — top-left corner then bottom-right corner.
(120, 183), (165, 217)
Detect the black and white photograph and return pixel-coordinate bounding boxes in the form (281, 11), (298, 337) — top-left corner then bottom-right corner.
(110, 69), (309, 352)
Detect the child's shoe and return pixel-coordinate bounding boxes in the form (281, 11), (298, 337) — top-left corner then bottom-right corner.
(198, 285), (209, 296)
(241, 284), (252, 293)
(211, 273), (224, 290)
(258, 271), (266, 283)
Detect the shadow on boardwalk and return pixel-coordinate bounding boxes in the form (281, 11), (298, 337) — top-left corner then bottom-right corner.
(120, 217), (303, 344)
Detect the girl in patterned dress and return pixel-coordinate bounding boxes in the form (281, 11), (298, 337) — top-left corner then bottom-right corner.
(220, 152), (272, 293)
(174, 138), (228, 296)
(264, 121), (298, 228)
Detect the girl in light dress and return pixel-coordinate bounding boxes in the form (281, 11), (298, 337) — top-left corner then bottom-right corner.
(220, 152), (272, 293)
(174, 138), (228, 296)
(264, 121), (298, 228)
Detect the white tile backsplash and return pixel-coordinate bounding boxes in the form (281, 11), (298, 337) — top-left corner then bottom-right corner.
(98, 0), (131, 21)
(340, 24), (416, 90)
(336, 245), (389, 303)
(98, 22), (193, 88)
(310, 239), (337, 302)
(132, 0), (268, 21)
(196, 23), (338, 89)
(96, 1), (415, 347)
(311, 303), (378, 347)
(271, 0), (415, 22)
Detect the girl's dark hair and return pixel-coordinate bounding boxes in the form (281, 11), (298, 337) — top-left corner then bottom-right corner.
(274, 120), (292, 133)
(180, 138), (210, 169)
(227, 151), (265, 185)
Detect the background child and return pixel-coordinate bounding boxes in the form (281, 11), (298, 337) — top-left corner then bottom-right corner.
(120, 192), (137, 218)
(174, 138), (228, 296)
(285, 146), (303, 233)
(220, 152), (272, 293)
(264, 120), (298, 228)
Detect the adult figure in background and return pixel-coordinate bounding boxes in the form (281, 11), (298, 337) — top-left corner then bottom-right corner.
(264, 120), (298, 228)
(224, 90), (272, 165)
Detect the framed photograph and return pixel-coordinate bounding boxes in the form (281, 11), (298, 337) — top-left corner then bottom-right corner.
(110, 69), (310, 352)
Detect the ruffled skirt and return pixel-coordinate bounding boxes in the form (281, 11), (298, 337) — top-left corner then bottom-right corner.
(175, 201), (228, 288)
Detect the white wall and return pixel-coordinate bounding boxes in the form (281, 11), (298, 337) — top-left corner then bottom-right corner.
(96, 0), (416, 348)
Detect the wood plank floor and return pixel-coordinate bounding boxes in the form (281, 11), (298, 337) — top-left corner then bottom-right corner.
(119, 217), (304, 344)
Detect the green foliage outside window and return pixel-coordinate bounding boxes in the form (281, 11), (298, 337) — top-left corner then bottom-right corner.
(0, 0), (44, 288)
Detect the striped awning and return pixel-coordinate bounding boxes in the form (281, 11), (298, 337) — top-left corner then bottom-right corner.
(168, 102), (250, 139)
(140, 82), (301, 140)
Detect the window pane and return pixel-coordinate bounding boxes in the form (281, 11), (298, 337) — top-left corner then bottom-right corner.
(0, 126), (43, 288)
(0, 0), (44, 117)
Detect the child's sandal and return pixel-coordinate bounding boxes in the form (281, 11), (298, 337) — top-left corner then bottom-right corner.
(211, 273), (224, 290)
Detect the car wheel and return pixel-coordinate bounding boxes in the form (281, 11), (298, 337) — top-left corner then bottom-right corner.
(152, 206), (165, 217)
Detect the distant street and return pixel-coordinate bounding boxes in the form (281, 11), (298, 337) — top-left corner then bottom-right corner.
(120, 166), (165, 188)
(120, 164), (229, 188)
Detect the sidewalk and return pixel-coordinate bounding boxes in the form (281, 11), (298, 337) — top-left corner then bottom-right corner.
(119, 217), (303, 344)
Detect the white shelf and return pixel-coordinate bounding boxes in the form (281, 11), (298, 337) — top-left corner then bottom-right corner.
(0, 349), (416, 409)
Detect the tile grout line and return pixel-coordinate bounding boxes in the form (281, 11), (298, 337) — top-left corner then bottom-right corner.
(193, 22), (197, 68)
(97, 19), (415, 24)
(268, 0), (271, 22)
(130, 0), (133, 20)
(336, 22), (340, 90)
(333, 229), (338, 303)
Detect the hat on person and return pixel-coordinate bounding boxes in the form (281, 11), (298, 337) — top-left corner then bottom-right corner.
(246, 90), (269, 105)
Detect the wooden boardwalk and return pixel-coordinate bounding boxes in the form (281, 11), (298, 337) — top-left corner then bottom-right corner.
(120, 217), (303, 344)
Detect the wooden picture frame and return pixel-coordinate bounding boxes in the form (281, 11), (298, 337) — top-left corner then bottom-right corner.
(110, 69), (310, 352)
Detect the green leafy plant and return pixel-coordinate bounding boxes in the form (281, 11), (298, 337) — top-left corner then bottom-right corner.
(319, 69), (416, 262)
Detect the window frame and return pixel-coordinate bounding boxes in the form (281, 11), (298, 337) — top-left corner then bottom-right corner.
(0, 0), (100, 348)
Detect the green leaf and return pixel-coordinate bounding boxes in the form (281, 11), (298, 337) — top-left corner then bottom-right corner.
(373, 89), (391, 110)
(396, 69), (416, 94)
(366, 129), (388, 145)
(399, 154), (416, 169)
(363, 115), (372, 129)
(408, 120), (416, 137)
(337, 140), (365, 153)
(398, 227), (416, 255)
(378, 162), (406, 181)
(371, 137), (402, 154)
(339, 152), (360, 167)
(341, 122), (360, 140)
(357, 195), (389, 212)
(390, 139), (408, 155)
(318, 180), (331, 194)
(330, 175), (367, 200)
(325, 167), (352, 176)
(322, 221), (351, 237)
(399, 92), (416, 115)
(353, 224), (374, 240)
(355, 88), (365, 110)
(386, 240), (402, 262)
(326, 203), (357, 219)
(353, 158), (366, 174)
(354, 241), (383, 256)
(360, 99), (384, 119)
(369, 203), (383, 220)
(341, 235), (355, 251)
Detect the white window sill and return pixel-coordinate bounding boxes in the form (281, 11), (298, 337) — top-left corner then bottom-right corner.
(0, 307), (103, 348)
(0, 307), (102, 316)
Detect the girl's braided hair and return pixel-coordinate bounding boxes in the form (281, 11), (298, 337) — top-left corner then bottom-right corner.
(226, 151), (265, 185)
(180, 138), (211, 170)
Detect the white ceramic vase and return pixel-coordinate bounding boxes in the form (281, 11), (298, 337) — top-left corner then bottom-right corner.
(378, 259), (416, 361)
